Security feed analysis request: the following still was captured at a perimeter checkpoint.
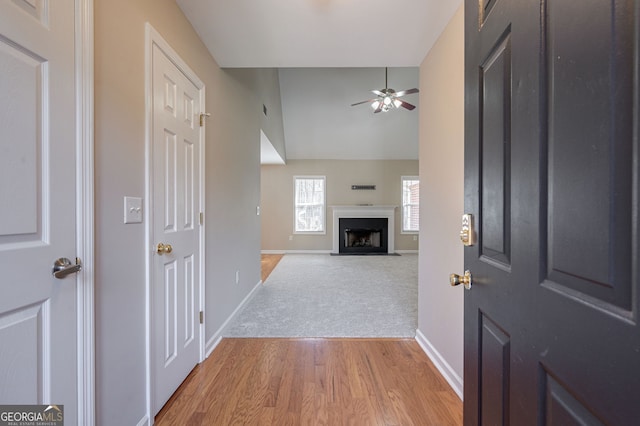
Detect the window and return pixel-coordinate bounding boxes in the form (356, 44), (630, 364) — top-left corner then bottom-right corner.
(294, 176), (326, 233)
(402, 176), (419, 233)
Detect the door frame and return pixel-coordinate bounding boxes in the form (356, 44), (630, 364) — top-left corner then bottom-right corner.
(75, 0), (95, 424)
(144, 23), (206, 418)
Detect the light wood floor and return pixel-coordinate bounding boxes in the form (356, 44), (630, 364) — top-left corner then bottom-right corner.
(261, 253), (283, 282)
(155, 338), (462, 425)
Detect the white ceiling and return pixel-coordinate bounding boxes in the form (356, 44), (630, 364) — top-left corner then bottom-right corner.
(176, 0), (461, 160)
(176, 0), (461, 68)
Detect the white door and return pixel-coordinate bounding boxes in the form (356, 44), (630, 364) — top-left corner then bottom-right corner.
(151, 41), (203, 414)
(0, 0), (80, 423)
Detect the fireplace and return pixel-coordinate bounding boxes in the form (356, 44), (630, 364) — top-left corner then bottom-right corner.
(339, 218), (388, 254)
(331, 205), (396, 254)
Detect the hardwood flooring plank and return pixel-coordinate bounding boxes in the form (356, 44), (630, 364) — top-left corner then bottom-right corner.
(155, 338), (463, 425)
(261, 253), (283, 282)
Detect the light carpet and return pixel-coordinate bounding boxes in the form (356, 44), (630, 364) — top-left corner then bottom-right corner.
(223, 254), (418, 338)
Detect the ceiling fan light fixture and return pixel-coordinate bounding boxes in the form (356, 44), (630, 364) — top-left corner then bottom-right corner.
(351, 67), (419, 113)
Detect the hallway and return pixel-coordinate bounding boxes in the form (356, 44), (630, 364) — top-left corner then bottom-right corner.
(155, 338), (463, 425)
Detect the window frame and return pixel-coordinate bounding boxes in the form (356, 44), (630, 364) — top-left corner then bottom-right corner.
(401, 176), (420, 234)
(293, 175), (326, 235)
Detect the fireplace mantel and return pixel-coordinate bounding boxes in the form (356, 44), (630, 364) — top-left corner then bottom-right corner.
(331, 205), (396, 254)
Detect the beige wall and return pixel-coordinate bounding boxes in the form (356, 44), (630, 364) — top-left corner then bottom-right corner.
(95, 1), (277, 423)
(418, 4), (465, 394)
(261, 159), (419, 252)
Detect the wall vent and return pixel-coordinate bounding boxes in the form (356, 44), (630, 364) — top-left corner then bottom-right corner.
(351, 185), (376, 190)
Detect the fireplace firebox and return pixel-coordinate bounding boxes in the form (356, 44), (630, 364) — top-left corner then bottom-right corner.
(338, 218), (388, 254)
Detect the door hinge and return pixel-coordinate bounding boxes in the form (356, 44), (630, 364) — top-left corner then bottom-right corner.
(199, 112), (211, 127)
(199, 311), (204, 324)
(199, 212), (204, 225)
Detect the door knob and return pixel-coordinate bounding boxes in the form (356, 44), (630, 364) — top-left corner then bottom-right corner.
(52, 257), (82, 279)
(450, 270), (472, 290)
(156, 243), (173, 254)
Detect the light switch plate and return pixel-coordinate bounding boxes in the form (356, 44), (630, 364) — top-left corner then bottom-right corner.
(124, 196), (143, 224)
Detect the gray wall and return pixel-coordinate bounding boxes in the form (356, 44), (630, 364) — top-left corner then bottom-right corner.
(227, 68), (287, 161)
(261, 159), (419, 252)
(259, 69), (287, 160)
(279, 68), (419, 161)
(94, 0), (275, 423)
(418, 4), (465, 393)
(204, 68), (286, 338)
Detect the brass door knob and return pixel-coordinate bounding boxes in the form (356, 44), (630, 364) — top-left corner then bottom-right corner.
(156, 243), (173, 254)
(450, 270), (472, 290)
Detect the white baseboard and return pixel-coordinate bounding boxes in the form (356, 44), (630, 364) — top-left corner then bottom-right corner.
(285, 249), (332, 254)
(136, 415), (150, 426)
(415, 329), (463, 400)
(261, 249), (332, 254)
(204, 334), (224, 359)
(262, 249), (418, 255)
(204, 280), (263, 358)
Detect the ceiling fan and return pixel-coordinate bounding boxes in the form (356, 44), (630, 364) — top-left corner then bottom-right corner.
(351, 67), (419, 113)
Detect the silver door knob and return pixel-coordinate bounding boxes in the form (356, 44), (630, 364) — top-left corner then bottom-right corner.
(52, 258), (82, 279)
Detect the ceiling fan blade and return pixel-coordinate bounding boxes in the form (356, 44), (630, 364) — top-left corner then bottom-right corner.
(397, 100), (416, 110)
(371, 89), (385, 97)
(394, 88), (419, 97)
(351, 99), (377, 106)
(374, 103), (383, 113)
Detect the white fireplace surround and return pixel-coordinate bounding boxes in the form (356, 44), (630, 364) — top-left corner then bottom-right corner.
(332, 205), (397, 254)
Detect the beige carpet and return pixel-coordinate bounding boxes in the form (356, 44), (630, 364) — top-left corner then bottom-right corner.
(223, 254), (418, 338)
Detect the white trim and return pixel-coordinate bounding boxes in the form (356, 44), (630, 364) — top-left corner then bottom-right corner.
(136, 415), (150, 426)
(144, 25), (153, 422)
(261, 250), (415, 254)
(415, 329), (463, 400)
(261, 249), (331, 254)
(283, 250), (332, 254)
(293, 175), (327, 234)
(75, 0), (95, 424)
(401, 176), (420, 233)
(198, 83), (206, 364)
(144, 23), (206, 420)
(204, 280), (263, 357)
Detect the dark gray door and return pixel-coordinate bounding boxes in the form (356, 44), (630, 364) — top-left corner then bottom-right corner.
(464, 0), (639, 424)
